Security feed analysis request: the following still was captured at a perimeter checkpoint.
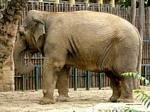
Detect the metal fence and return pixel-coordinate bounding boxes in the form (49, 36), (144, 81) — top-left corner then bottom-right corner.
(15, 1), (150, 91)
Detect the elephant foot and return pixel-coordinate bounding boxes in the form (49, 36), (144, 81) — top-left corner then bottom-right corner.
(39, 97), (55, 105)
(109, 96), (119, 102)
(56, 95), (70, 102)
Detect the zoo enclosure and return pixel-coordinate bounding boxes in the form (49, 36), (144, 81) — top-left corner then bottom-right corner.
(15, 1), (150, 91)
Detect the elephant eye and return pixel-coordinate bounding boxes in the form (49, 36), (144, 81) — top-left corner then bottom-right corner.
(19, 31), (25, 37)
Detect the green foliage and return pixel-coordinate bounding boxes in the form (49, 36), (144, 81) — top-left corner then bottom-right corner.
(121, 72), (150, 110)
(121, 72), (150, 85)
(119, 0), (150, 7)
(134, 90), (150, 108)
(124, 107), (139, 112)
(119, 0), (131, 8)
(0, 0), (8, 10)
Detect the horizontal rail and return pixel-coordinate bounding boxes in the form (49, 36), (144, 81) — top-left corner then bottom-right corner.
(142, 64), (150, 67)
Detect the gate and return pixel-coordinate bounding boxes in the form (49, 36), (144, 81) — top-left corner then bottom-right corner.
(15, 1), (150, 91)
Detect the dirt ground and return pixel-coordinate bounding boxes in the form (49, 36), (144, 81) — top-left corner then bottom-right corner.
(0, 87), (150, 112)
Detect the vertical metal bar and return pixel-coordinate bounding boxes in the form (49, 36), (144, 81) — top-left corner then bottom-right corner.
(98, 73), (101, 89)
(73, 68), (78, 91)
(22, 74), (26, 91)
(38, 65), (41, 89)
(71, 68), (73, 88)
(99, 73), (104, 89)
(144, 66), (147, 86)
(86, 71), (90, 90)
(35, 65), (39, 91)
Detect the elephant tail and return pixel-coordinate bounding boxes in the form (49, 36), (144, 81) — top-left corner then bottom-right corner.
(136, 29), (142, 74)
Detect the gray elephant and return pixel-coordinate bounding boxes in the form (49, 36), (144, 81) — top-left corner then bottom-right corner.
(13, 10), (142, 104)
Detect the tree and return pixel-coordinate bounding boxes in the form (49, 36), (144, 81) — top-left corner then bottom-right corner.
(0, 0), (28, 91)
(119, 0), (150, 7)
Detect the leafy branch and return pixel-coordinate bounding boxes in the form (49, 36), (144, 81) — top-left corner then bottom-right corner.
(134, 90), (150, 108)
(121, 72), (150, 109)
(121, 72), (150, 85)
(124, 107), (139, 112)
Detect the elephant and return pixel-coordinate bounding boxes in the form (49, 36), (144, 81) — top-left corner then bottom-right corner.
(13, 10), (142, 104)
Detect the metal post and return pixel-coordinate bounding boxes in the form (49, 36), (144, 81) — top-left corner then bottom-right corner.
(98, 73), (101, 89)
(73, 68), (77, 91)
(22, 74), (26, 91)
(144, 66), (148, 86)
(86, 71), (90, 90)
(98, 73), (104, 90)
(35, 65), (39, 91)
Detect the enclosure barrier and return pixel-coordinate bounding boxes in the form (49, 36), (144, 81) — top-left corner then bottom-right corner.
(33, 0), (116, 7)
(15, 45), (150, 91)
(15, 62), (150, 91)
(15, 1), (150, 91)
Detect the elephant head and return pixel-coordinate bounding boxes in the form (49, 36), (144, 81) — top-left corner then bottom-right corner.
(13, 11), (46, 74)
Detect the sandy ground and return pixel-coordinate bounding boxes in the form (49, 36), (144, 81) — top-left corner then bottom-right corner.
(0, 87), (150, 112)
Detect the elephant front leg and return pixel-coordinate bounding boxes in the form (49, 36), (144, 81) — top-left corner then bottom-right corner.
(56, 66), (70, 102)
(40, 60), (58, 105)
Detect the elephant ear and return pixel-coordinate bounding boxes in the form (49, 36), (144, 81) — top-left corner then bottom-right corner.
(32, 18), (45, 43)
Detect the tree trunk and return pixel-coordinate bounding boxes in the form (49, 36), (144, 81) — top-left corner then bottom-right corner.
(0, 0), (28, 91)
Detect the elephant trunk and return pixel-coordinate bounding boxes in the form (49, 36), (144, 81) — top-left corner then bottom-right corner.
(13, 35), (34, 74)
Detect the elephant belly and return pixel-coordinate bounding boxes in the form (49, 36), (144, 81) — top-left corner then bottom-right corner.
(66, 35), (114, 72)
(66, 57), (103, 72)
(66, 47), (113, 72)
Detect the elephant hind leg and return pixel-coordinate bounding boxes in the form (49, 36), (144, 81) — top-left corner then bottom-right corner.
(112, 49), (138, 102)
(118, 78), (133, 103)
(106, 71), (133, 102)
(56, 66), (70, 102)
(105, 71), (121, 102)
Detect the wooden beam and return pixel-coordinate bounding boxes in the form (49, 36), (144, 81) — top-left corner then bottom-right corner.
(84, 0), (89, 7)
(131, 0), (136, 25)
(69, 0), (75, 7)
(55, 0), (60, 4)
(98, 0), (103, 5)
(139, 0), (145, 40)
(110, 0), (115, 7)
(38, 0), (43, 2)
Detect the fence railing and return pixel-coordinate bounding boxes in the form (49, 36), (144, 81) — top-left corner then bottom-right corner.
(15, 62), (150, 91)
(23, 1), (150, 37)
(15, 2), (150, 91)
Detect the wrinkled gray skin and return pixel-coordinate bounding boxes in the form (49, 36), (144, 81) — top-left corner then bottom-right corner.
(13, 10), (142, 104)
